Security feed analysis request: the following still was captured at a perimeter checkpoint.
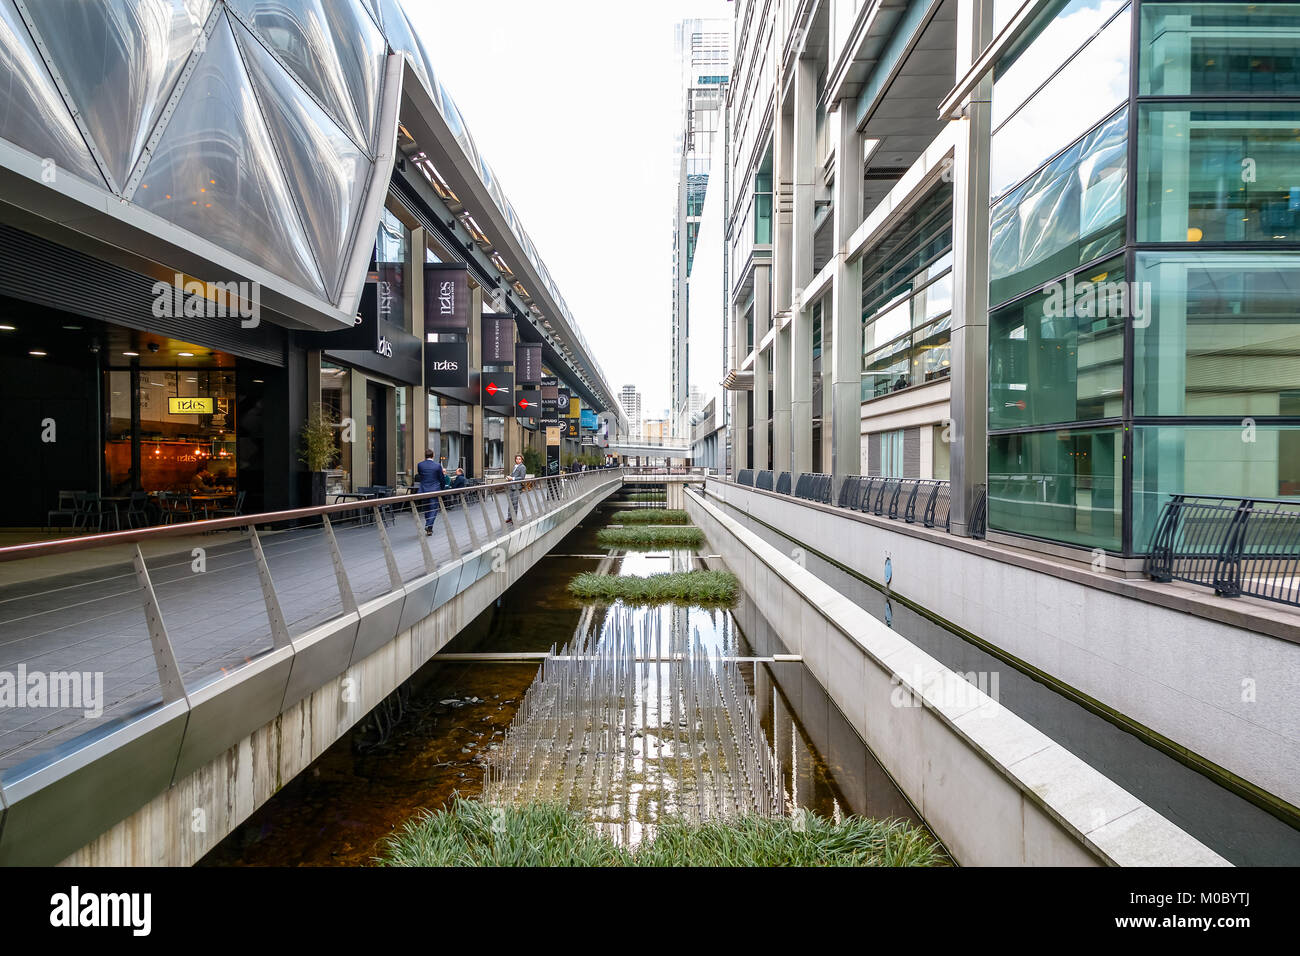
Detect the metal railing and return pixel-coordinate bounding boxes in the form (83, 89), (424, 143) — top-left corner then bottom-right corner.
(0, 469), (624, 782)
(724, 471), (987, 538)
(1144, 494), (1300, 608)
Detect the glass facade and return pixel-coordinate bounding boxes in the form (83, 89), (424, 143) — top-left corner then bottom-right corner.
(428, 393), (472, 475)
(861, 185), (953, 400)
(320, 362), (352, 494)
(987, 0), (1300, 554)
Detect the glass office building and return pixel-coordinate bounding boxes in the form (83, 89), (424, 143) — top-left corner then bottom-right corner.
(986, 0), (1300, 554)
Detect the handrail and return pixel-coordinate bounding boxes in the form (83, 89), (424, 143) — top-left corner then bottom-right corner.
(721, 472), (986, 539)
(1143, 493), (1300, 608)
(0, 470), (623, 563)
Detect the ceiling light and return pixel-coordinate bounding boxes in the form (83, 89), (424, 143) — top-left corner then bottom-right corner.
(0, 324), (14, 331)
(62, 324), (82, 330)
(29, 350), (46, 356)
(123, 351), (139, 356)
(178, 351), (194, 357)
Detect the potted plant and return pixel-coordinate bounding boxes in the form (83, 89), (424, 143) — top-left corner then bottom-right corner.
(299, 404), (339, 507)
(522, 447), (545, 478)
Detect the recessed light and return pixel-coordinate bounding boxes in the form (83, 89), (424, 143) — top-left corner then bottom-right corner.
(0, 324), (14, 331)
(123, 351), (139, 356)
(62, 324), (82, 330)
(253, 378), (264, 384)
(29, 350), (46, 356)
(178, 351), (194, 357)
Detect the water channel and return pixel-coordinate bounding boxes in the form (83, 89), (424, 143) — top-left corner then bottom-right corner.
(202, 490), (929, 865)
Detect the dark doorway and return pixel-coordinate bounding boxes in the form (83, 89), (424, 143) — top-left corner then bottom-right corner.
(366, 381), (388, 487)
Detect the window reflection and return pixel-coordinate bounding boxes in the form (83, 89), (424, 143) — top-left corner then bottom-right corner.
(1140, 2), (1300, 96)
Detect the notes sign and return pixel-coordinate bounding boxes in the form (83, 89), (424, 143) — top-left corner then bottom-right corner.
(169, 397), (213, 414)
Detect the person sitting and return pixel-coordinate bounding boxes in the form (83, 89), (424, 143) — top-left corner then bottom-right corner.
(450, 467), (467, 489)
(188, 466), (215, 491)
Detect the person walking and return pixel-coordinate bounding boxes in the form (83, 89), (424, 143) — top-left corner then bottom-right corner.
(507, 454), (525, 523)
(416, 448), (447, 535)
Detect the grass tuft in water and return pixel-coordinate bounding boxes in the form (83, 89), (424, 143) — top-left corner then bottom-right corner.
(622, 492), (667, 503)
(607, 509), (689, 525)
(378, 797), (945, 867)
(595, 526), (704, 549)
(567, 568), (737, 605)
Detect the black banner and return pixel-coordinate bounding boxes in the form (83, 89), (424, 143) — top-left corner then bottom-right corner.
(556, 384), (571, 410)
(540, 376), (559, 412)
(425, 340), (468, 388)
(482, 371), (514, 414)
(481, 314), (513, 364)
(516, 388), (541, 417)
(516, 343), (542, 385)
(424, 263), (469, 331)
(565, 418), (579, 439)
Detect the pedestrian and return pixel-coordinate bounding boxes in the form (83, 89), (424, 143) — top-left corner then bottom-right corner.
(507, 454), (526, 523)
(416, 448), (447, 535)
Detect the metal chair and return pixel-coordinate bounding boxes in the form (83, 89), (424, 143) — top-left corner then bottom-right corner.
(124, 490), (151, 528)
(210, 490), (246, 519)
(71, 492), (106, 531)
(47, 490), (83, 528)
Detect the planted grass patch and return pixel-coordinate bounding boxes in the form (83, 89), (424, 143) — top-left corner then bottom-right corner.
(607, 509), (689, 525)
(622, 492), (667, 503)
(567, 568), (736, 605)
(595, 526), (704, 549)
(378, 797), (946, 867)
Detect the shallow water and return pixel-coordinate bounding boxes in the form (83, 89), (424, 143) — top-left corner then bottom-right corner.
(201, 498), (928, 866)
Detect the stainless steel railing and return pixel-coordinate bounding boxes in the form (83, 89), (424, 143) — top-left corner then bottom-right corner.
(0, 469), (624, 780)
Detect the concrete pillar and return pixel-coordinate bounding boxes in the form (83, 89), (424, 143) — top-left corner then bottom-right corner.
(753, 263), (772, 470)
(773, 321), (792, 473)
(949, 0), (994, 535)
(830, 104), (864, 483)
(791, 56), (817, 474)
(408, 236), (428, 471)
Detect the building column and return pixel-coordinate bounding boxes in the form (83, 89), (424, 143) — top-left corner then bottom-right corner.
(773, 321), (791, 473)
(830, 103), (863, 483)
(949, 0), (994, 535)
(791, 55), (817, 474)
(410, 230), (428, 471)
(753, 263), (771, 471)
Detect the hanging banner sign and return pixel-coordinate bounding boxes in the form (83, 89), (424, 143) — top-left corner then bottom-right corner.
(516, 343), (542, 385)
(516, 388), (541, 416)
(565, 419), (579, 439)
(568, 396), (580, 418)
(482, 371), (514, 414)
(425, 340), (468, 388)
(481, 314), (513, 363)
(424, 264), (469, 331)
(581, 409), (598, 430)
(556, 384), (571, 410)
(540, 376), (559, 413)
(545, 426), (562, 446)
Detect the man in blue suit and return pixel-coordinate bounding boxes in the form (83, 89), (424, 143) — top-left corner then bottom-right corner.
(416, 449), (447, 535)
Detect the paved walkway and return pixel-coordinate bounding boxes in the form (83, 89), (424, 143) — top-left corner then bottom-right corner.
(0, 489), (544, 778)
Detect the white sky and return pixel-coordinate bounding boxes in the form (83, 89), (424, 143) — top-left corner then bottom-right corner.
(403, 0), (734, 417)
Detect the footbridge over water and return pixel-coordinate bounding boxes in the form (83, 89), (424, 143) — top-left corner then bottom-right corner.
(0, 470), (623, 865)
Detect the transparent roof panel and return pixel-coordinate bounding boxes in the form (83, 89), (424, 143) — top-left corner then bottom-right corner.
(134, 13), (324, 295)
(228, 0), (386, 154)
(0, 0), (104, 186)
(22, 0), (214, 192)
(377, 0), (432, 95)
(235, 16), (370, 296)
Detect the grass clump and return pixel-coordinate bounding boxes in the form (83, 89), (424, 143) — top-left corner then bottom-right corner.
(379, 797), (628, 867)
(596, 526), (704, 549)
(377, 797), (946, 867)
(567, 569), (737, 605)
(623, 492), (667, 503)
(607, 509), (689, 525)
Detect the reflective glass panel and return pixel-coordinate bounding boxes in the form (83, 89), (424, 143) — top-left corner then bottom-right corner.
(23, 0), (213, 190)
(0, 0), (104, 185)
(993, 0), (1130, 129)
(235, 17), (370, 295)
(988, 427), (1122, 549)
(134, 13), (324, 295)
(990, 6), (1131, 200)
(378, 0), (432, 95)
(229, 0), (386, 152)
(1140, 2), (1300, 95)
(1137, 102), (1300, 244)
(990, 109), (1127, 307)
(1132, 424), (1300, 548)
(989, 258), (1125, 429)
(1133, 251), (1300, 417)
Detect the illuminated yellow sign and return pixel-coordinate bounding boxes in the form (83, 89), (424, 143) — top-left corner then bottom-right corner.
(168, 397), (214, 415)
